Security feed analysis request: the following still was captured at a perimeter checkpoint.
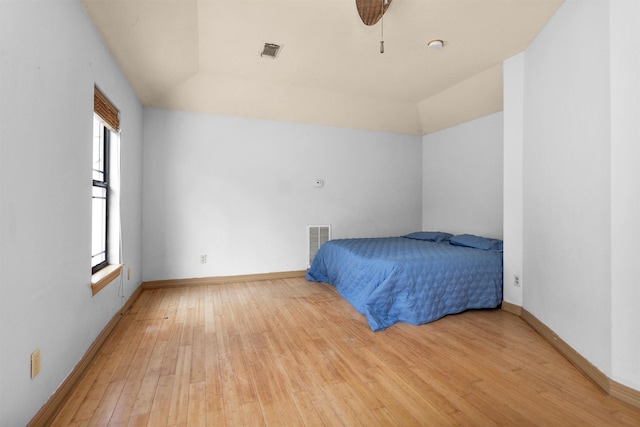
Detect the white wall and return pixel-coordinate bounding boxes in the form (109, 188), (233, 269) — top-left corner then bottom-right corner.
(0, 1), (144, 425)
(523, 0), (612, 377)
(610, 0), (640, 390)
(512, 0), (640, 390)
(422, 112), (504, 239)
(142, 109), (422, 281)
(502, 53), (525, 306)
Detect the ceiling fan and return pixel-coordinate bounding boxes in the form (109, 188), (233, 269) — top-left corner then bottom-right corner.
(355, 0), (392, 26)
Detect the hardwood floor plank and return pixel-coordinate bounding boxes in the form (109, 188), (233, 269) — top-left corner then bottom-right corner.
(166, 345), (192, 426)
(371, 406), (411, 426)
(289, 390), (325, 427)
(187, 381), (207, 427)
(219, 356), (245, 427)
(241, 400), (265, 426)
(226, 334), (258, 404)
(66, 338), (135, 424)
(50, 352), (110, 427)
(365, 362), (456, 425)
(408, 364), (501, 426)
(204, 331), (222, 398)
(303, 382), (346, 426)
(158, 322), (183, 377)
(260, 397), (304, 427)
(105, 320), (159, 425)
(204, 393), (225, 426)
(314, 383), (365, 426)
(86, 379), (125, 426)
(315, 334), (377, 384)
(364, 380), (424, 427)
(242, 334), (289, 405)
(145, 374), (173, 427)
(51, 278), (640, 426)
(190, 326), (206, 384)
(127, 339), (167, 421)
(330, 381), (384, 426)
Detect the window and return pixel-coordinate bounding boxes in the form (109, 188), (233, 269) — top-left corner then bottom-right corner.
(91, 86), (122, 294)
(92, 115), (110, 273)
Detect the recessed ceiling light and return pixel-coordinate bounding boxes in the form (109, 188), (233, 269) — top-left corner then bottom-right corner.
(261, 43), (282, 59)
(428, 39), (444, 49)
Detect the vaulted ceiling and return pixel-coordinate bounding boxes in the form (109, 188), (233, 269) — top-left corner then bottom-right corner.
(82, 0), (563, 135)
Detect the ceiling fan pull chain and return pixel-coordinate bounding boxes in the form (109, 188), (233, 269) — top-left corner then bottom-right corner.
(380, 0), (384, 53)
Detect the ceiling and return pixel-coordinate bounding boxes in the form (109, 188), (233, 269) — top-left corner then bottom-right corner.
(81, 0), (563, 135)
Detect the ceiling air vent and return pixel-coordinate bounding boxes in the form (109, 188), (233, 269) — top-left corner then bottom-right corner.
(260, 43), (281, 59)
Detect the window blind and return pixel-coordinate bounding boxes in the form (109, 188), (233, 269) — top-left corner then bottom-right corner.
(94, 86), (119, 131)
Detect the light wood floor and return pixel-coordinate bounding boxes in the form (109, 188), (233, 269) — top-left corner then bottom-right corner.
(52, 278), (640, 426)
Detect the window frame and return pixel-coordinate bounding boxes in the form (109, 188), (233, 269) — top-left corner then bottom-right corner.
(91, 86), (123, 295)
(91, 119), (110, 275)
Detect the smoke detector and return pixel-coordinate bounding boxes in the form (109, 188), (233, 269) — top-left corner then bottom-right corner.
(260, 43), (282, 59)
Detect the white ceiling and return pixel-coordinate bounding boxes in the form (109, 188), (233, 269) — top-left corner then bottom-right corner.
(82, 0), (563, 135)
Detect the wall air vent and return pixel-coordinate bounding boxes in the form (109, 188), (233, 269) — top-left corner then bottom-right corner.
(308, 225), (331, 268)
(261, 43), (282, 59)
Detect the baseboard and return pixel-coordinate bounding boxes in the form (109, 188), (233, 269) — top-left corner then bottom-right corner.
(501, 300), (522, 316)
(521, 309), (610, 392)
(142, 270), (307, 289)
(28, 284), (143, 427)
(522, 310), (640, 410)
(521, 309), (640, 410)
(609, 377), (640, 410)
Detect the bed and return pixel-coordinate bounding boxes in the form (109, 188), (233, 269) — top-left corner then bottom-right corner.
(306, 232), (503, 331)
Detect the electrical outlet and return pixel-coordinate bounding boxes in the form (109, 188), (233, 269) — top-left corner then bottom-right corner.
(200, 255), (207, 264)
(127, 268), (131, 280)
(31, 349), (41, 378)
(514, 275), (521, 287)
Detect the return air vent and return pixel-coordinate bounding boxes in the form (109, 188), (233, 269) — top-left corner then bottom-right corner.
(260, 43), (282, 58)
(308, 225), (331, 268)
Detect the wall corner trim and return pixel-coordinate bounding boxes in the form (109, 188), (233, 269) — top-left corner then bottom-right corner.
(501, 300), (523, 316)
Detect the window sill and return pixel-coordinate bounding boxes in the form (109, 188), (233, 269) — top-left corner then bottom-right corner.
(91, 264), (123, 296)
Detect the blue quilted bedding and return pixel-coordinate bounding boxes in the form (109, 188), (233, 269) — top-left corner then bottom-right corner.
(306, 237), (503, 331)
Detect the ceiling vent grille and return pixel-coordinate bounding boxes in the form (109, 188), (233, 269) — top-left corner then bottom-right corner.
(308, 225), (331, 268)
(261, 43), (281, 58)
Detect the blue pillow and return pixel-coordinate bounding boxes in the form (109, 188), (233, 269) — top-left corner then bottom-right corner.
(403, 231), (453, 243)
(449, 234), (503, 251)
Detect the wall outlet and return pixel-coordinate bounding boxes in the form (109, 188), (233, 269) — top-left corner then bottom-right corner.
(127, 268), (131, 280)
(31, 349), (41, 378)
(514, 274), (521, 287)
(200, 255), (207, 264)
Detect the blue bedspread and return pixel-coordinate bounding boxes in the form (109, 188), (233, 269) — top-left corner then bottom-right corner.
(306, 237), (503, 331)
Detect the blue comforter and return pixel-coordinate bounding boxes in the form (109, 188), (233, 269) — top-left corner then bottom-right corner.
(306, 237), (503, 331)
